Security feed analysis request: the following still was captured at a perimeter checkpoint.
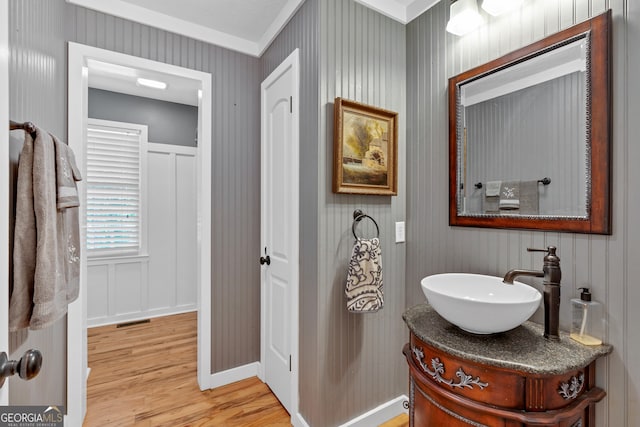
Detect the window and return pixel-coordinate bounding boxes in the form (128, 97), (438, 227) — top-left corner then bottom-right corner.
(86, 119), (148, 257)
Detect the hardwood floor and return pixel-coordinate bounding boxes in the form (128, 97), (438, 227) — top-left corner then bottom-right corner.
(379, 414), (409, 427)
(84, 312), (290, 426)
(85, 311), (409, 426)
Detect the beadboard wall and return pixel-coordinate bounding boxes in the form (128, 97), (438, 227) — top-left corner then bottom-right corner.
(68, 5), (263, 374)
(317, 1), (407, 425)
(464, 72), (586, 216)
(8, 0), (68, 406)
(263, 0), (408, 425)
(7, 0), (263, 406)
(406, 1), (640, 426)
(260, 0), (321, 423)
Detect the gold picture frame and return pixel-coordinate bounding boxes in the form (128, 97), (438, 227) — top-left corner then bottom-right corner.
(333, 97), (398, 195)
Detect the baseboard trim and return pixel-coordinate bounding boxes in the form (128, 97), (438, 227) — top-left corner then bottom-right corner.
(339, 395), (409, 427)
(209, 362), (261, 388)
(88, 306), (197, 328)
(292, 412), (311, 427)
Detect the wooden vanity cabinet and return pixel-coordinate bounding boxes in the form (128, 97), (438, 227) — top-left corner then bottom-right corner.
(402, 305), (612, 427)
(404, 333), (605, 427)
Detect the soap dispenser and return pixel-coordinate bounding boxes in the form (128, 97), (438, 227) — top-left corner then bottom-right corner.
(570, 288), (605, 346)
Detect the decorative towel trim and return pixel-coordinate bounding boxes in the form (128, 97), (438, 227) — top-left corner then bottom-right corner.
(345, 238), (383, 313)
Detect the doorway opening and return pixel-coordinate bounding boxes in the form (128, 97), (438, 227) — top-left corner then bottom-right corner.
(67, 42), (212, 425)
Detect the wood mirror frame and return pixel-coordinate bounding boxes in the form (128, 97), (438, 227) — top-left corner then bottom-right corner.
(448, 10), (612, 234)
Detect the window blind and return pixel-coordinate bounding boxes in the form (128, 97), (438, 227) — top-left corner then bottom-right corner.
(86, 124), (142, 255)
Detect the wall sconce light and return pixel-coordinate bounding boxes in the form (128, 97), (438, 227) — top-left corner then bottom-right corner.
(481, 0), (524, 16)
(446, 0), (484, 36)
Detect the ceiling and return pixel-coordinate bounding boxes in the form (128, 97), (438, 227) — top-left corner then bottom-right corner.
(67, 0), (440, 57)
(70, 0), (440, 105)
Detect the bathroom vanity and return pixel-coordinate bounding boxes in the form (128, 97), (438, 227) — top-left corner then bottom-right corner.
(403, 304), (612, 427)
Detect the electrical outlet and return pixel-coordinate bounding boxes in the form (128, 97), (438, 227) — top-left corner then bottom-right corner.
(395, 221), (405, 243)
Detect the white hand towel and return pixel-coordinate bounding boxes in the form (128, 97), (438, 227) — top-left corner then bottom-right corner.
(345, 238), (383, 313)
(485, 180), (502, 197)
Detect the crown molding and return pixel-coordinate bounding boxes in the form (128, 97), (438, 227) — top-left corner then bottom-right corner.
(354, 0), (440, 24)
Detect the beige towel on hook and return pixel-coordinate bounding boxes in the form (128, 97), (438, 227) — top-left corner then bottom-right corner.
(345, 238), (383, 313)
(10, 127), (82, 331)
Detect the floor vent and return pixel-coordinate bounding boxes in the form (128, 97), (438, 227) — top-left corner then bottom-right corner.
(116, 319), (151, 328)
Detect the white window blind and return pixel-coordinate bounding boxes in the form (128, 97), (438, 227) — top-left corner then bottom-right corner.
(86, 121), (145, 256)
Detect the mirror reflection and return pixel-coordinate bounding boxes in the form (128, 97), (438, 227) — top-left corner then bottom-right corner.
(457, 37), (589, 218)
(449, 10), (612, 234)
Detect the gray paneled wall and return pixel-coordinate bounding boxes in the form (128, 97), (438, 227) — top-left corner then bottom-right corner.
(8, 0), (68, 406)
(264, 0), (408, 425)
(317, 0), (407, 425)
(464, 72), (587, 216)
(88, 88), (198, 147)
(68, 5), (263, 374)
(406, 1), (639, 426)
(8, 2), (262, 409)
(260, 0), (321, 423)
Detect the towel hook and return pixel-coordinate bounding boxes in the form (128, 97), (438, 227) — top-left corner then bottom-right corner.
(352, 209), (380, 241)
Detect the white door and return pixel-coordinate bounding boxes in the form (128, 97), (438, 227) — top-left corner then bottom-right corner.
(260, 49), (299, 416)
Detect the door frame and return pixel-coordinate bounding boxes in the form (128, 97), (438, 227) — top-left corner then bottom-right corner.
(67, 42), (212, 424)
(259, 48), (300, 423)
(0, 0), (9, 405)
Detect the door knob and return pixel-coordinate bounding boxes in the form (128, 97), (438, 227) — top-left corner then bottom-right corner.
(0, 349), (43, 388)
(260, 255), (271, 265)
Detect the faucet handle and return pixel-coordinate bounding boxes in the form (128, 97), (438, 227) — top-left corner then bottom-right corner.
(527, 246), (556, 254)
(527, 246), (557, 255)
(528, 246), (560, 266)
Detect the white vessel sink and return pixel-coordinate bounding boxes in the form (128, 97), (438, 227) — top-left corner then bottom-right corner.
(421, 273), (542, 334)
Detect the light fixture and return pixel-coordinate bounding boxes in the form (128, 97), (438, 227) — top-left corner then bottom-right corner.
(481, 0), (524, 16)
(446, 0), (484, 36)
(87, 59), (137, 78)
(136, 77), (167, 90)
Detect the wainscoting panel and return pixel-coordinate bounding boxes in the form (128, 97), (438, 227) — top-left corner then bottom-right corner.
(87, 144), (197, 326)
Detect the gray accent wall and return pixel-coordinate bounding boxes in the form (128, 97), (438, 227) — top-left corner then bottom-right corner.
(406, 1), (640, 426)
(263, 0), (407, 424)
(260, 0), (321, 423)
(8, 0), (262, 407)
(464, 73), (587, 216)
(8, 0), (68, 407)
(317, 2), (407, 425)
(88, 88), (198, 147)
(68, 4), (263, 375)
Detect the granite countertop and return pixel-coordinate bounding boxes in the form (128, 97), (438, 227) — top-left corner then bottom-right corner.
(403, 304), (613, 375)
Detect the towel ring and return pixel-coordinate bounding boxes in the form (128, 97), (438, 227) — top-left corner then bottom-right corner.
(352, 209), (380, 241)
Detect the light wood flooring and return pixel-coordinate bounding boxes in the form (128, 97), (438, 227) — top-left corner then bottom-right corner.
(85, 311), (409, 427)
(85, 312), (290, 426)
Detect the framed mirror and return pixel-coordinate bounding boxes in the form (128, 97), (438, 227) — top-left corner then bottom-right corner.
(449, 11), (611, 234)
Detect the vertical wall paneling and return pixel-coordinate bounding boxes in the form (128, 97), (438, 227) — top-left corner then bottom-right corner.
(0, 0), (9, 406)
(263, 0), (407, 424)
(8, 0), (68, 406)
(260, 0), (321, 423)
(69, 4), (262, 373)
(147, 150), (175, 310)
(406, 1), (638, 425)
(87, 144), (197, 327)
(319, 2), (408, 423)
(175, 153), (197, 307)
(7, 4), (261, 408)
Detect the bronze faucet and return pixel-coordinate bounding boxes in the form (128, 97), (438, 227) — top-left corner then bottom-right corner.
(503, 246), (562, 340)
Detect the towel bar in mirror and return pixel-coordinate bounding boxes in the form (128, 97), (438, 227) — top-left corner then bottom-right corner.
(449, 11), (612, 234)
